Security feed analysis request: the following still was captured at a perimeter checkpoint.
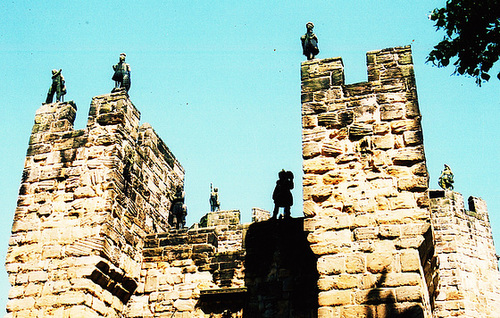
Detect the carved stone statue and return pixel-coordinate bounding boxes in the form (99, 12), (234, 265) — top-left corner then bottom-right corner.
(301, 22), (319, 60)
(112, 53), (131, 92)
(438, 164), (454, 190)
(170, 188), (187, 229)
(45, 69), (66, 103)
(210, 183), (220, 212)
(272, 170), (294, 219)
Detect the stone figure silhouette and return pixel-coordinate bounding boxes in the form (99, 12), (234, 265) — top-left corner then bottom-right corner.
(272, 170), (294, 219)
(112, 53), (131, 92)
(301, 22), (319, 60)
(438, 164), (454, 190)
(170, 189), (187, 229)
(45, 69), (66, 103)
(210, 183), (220, 212)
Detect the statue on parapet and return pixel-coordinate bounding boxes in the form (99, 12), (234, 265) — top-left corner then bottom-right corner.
(45, 69), (66, 103)
(301, 22), (319, 60)
(272, 170), (294, 219)
(210, 183), (220, 212)
(170, 188), (187, 229)
(438, 164), (454, 190)
(112, 53), (131, 93)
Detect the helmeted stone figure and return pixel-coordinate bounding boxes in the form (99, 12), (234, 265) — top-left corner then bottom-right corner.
(210, 183), (220, 212)
(439, 164), (454, 190)
(272, 170), (294, 219)
(112, 53), (131, 92)
(170, 189), (187, 229)
(45, 69), (66, 103)
(301, 22), (319, 60)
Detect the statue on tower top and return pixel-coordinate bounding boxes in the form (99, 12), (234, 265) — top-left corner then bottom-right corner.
(301, 22), (319, 60)
(45, 69), (66, 103)
(112, 53), (131, 93)
(438, 164), (454, 190)
(209, 183), (220, 212)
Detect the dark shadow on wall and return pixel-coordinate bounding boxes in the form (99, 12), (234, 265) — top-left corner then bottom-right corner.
(244, 217), (319, 318)
(364, 272), (425, 318)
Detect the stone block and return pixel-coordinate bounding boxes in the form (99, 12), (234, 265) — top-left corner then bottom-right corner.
(318, 111), (353, 129)
(318, 290), (352, 306)
(349, 123), (373, 140)
(390, 119), (419, 134)
(322, 141), (344, 157)
(302, 115), (318, 128)
(303, 142), (321, 159)
(318, 255), (345, 275)
(302, 77), (331, 92)
(332, 274), (360, 289)
(403, 130), (422, 146)
(367, 252), (393, 273)
(323, 171), (346, 185)
(355, 289), (395, 304)
(397, 177), (427, 192)
(380, 104), (404, 121)
(303, 127), (327, 143)
(6, 297), (35, 312)
(67, 305), (99, 318)
(341, 305), (374, 318)
(395, 286), (422, 302)
(380, 273), (421, 287)
(354, 227), (379, 241)
(379, 225), (401, 238)
(400, 250), (421, 272)
(318, 276), (335, 291)
(144, 275), (158, 293)
(345, 254), (365, 274)
(303, 200), (318, 217)
(372, 135), (393, 150)
(318, 306), (335, 318)
(28, 271), (48, 282)
(310, 243), (350, 255)
(173, 299), (196, 312)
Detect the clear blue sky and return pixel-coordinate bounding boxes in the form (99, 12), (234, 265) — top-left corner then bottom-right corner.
(0, 0), (498, 311)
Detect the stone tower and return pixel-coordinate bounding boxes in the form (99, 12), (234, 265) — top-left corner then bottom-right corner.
(301, 46), (436, 316)
(5, 91), (184, 316)
(430, 190), (500, 317)
(300, 45), (500, 317)
(5, 46), (500, 318)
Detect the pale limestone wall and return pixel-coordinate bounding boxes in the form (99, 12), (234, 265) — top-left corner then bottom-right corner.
(5, 91), (184, 317)
(126, 228), (245, 317)
(301, 46), (434, 317)
(430, 190), (500, 318)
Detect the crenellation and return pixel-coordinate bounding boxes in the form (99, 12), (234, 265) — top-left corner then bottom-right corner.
(6, 90), (185, 317)
(430, 190), (500, 317)
(5, 45), (500, 318)
(301, 46), (437, 317)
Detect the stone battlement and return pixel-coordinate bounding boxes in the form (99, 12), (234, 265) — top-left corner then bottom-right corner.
(430, 191), (500, 317)
(5, 46), (500, 318)
(7, 91), (185, 316)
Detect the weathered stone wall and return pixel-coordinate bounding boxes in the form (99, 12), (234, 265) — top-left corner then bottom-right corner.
(127, 227), (246, 317)
(5, 91), (184, 317)
(301, 46), (434, 317)
(430, 190), (500, 318)
(6, 46), (500, 318)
